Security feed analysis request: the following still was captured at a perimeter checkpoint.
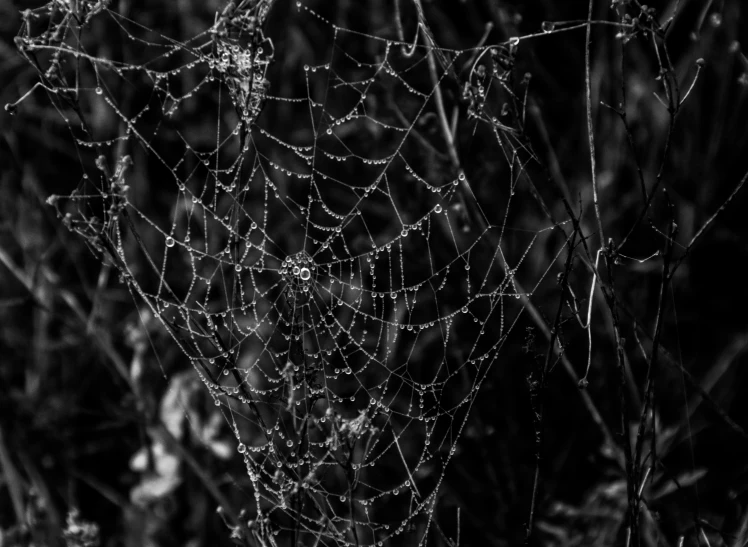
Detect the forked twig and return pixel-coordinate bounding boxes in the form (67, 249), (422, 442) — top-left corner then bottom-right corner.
(419, 0), (623, 497)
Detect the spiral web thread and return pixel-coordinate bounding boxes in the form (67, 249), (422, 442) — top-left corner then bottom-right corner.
(16, 1), (562, 544)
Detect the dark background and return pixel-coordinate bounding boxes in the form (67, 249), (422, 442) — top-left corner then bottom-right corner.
(1, 0), (748, 545)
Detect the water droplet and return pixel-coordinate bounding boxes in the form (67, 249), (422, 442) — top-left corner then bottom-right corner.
(541, 21), (555, 33)
(95, 87), (103, 95)
(286, 440), (294, 448)
(165, 237), (175, 247)
(237, 443), (246, 453)
(300, 267), (311, 281)
(434, 205), (442, 213)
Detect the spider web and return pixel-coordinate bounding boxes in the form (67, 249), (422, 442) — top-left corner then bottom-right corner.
(15, 0), (561, 544)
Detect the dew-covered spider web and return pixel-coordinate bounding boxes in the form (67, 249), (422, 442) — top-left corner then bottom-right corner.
(14, 0), (565, 544)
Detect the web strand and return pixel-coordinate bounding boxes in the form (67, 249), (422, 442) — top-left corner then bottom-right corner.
(20, 1), (561, 544)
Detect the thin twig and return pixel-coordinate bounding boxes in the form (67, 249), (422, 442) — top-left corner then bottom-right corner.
(0, 245), (134, 388)
(632, 195), (678, 543)
(585, 0), (605, 248)
(526, 230), (578, 542)
(683, 168), (748, 254)
(0, 426), (26, 528)
(601, 254), (638, 547)
(421, 15), (620, 466)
